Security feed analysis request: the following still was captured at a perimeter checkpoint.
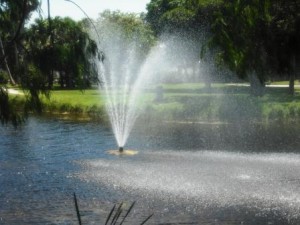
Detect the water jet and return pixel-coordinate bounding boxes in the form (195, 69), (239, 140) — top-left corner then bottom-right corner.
(92, 20), (162, 152)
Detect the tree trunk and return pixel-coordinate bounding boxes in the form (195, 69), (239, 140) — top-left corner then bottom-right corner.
(59, 72), (65, 88)
(289, 72), (295, 96)
(14, 42), (19, 69)
(289, 54), (296, 96)
(248, 71), (264, 96)
(0, 36), (16, 86)
(65, 71), (73, 88)
(47, 0), (54, 89)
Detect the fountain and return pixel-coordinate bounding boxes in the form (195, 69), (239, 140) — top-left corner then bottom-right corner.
(92, 22), (164, 154)
(63, 0), (155, 154)
(76, 9), (300, 223)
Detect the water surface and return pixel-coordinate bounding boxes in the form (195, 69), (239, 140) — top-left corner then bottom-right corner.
(0, 116), (300, 224)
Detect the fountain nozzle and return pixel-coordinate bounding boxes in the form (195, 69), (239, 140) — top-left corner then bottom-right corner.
(118, 146), (124, 152)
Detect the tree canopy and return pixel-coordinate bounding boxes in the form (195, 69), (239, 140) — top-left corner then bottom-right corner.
(95, 10), (156, 59)
(209, 0), (299, 94)
(1, 0), (299, 125)
(0, 1), (99, 125)
(0, 0), (40, 125)
(25, 17), (98, 89)
(146, 0), (221, 35)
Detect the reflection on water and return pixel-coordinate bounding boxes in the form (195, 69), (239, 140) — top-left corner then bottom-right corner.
(0, 116), (300, 224)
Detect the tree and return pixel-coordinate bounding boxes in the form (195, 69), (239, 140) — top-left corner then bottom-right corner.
(145, 0), (222, 85)
(0, 35), (14, 85)
(96, 10), (156, 58)
(1, 2), (99, 125)
(209, 0), (299, 95)
(210, 0), (273, 95)
(92, 11), (156, 86)
(0, 0), (40, 125)
(24, 17), (98, 89)
(0, 0), (40, 84)
(146, 0), (194, 34)
(266, 0), (300, 95)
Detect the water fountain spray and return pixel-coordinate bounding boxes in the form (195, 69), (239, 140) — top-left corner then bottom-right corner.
(64, 0), (128, 152)
(64, 0), (104, 61)
(64, 1), (162, 154)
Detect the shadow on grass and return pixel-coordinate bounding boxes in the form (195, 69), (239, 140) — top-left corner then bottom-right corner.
(159, 85), (251, 95)
(152, 84), (300, 122)
(168, 94), (263, 122)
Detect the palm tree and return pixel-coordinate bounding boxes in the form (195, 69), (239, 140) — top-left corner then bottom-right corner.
(25, 17), (98, 88)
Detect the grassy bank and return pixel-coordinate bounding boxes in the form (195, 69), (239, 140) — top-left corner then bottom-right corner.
(42, 89), (106, 119)
(8, 88), (106, 121)
(152, 83), (300, 123)
(8, 83), (300, 123)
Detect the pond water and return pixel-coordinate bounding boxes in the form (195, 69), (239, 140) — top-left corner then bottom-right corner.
(0, 116), (300, 224)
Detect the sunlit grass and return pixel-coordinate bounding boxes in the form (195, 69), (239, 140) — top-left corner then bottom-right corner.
(8, 82), (300, 122)
(155, 82), (300, 122)
(162, 82), (205, 90)
(46, 89), (104, 107)
(270, 80), (300, 85)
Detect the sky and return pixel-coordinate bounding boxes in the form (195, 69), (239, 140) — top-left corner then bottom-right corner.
(30, 0), (151, 22)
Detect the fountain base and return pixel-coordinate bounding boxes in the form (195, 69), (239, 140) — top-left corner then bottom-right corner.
(106, 149), (138, 156)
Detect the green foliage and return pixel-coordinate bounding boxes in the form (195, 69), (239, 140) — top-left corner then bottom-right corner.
(0, 70), (8, 84)
(208, 0), (299, 90)
(7, 83), (300, 123)
(0, 87), (24, 126)
(1, 3), (153, 126)
(0, 0), (39, 40)
(145, 0), (224, 86)
(96, 10), (156, 58)
(210, 0), (272, 83)
(38, 89), (107, 120)
(146, 0), (222, 34)
(15, 63), (49, 115)
(0, 0), (40, 125)
(146, 0), (195, 33)
(0, 0), (40, 81)
(266, 0), (300, 76)
(1, 0), (299, 126)
(147, 83), (300, 122)
(25, 17), (98, 89)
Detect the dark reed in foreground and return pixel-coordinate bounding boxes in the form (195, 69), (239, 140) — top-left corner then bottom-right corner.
(73, 192), (153, 225)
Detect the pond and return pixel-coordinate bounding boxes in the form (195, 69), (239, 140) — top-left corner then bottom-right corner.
(0, 116), (300, 224)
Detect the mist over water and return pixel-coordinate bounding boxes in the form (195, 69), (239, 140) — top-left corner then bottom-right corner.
(85, 19), (300, 224)
(78, 150), (300, 223)
(92, 22), (172, 147)
(2, 117), (300, 224)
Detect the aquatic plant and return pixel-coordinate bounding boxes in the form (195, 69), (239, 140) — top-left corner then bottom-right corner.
(73, 193), (153, 225)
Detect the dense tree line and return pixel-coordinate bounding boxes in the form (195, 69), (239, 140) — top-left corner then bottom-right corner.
(145, 0), (299, 94)
(1, 0), (40, 124)
(1, 0), (299, 124)
(0, 0), (99, 124)
(24, 17), (98, 89)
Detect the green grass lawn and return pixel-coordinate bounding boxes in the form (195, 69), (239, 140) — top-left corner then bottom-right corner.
(46, 89), (104, 107)
(270, 80), (300, 85)
(8, 82), (300, 122)
(152, 82), (300, 122)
